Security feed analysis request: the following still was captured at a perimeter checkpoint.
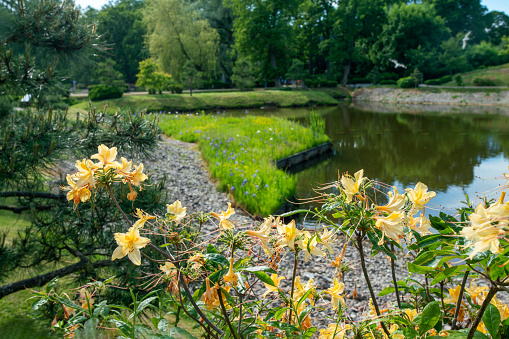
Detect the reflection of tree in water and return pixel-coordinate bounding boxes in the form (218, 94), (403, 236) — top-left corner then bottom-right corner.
(296, 105), (505, 201)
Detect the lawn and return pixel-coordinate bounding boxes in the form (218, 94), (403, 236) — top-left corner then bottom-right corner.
(159, 112), (329, 216)
(441, 63), (509, 86)
(69, 89), (339, 115)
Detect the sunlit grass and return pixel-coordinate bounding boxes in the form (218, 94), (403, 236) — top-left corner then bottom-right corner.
(69, 90), (339, 115)
(160, 112), (329, 215)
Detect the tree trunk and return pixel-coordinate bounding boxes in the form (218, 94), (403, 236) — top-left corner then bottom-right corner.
(341, 60), (351, 86)
(270, 45), (281, 87)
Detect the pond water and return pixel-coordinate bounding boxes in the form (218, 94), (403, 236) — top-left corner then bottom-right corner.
(229, 102), (509, 217)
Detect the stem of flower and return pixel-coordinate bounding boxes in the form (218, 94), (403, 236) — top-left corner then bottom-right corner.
(106, 184), (132, 228)
(390, 244), (401, 309)
(467, 284), (498, 339)
(440, 281), (446, 313)
(238, 293), (244, 338)
(288, 250), (299, 325)
(218, 288), (239, 339)
(357, 232), (391, 338)
(451, 271), (469, 330)
(149, 243), (224, 335)
(424, 274), (432, 302)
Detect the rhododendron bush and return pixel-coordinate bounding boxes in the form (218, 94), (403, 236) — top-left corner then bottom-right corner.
(31, 147), (509, 339)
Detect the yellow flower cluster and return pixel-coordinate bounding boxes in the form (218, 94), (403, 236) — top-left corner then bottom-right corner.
(460, 192), (509, 258)
(339, 170), (435, 245)
(247, 216), (335, 262)
(61, 144), (148, 206)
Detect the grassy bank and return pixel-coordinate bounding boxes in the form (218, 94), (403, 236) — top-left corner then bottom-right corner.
(160, 112), (329, 215)
(69, 90), (339, 115)
(442, 63), (509, 86)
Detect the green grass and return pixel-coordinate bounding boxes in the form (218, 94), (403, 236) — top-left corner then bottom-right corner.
(441, 63), (509, 87)
(69, 90), (339, 115)
(160, 113), (329, 215)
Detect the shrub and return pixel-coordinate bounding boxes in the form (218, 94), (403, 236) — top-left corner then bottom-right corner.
(270, 87), (292, 91)
(88, 85), (123, 101)
(397, 77), (414, 88)
(379, 79), (397, 85)
(169, 84), (183, 94)
(304, 79), (316, 87)
(454, 74), (463, 87)
(212, 80), (233, 89)
(438, 75), (452, 83)
(323, 80), (338, 87)
(473, 76), (496, 86)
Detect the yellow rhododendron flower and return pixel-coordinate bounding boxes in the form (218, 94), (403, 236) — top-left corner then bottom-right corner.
(490, 294), (509, 321)
(319, 323), (351, 339)
(246, 217), (274, 256)
(91, 144), (120, 170)
(128, 163), (148, 187)
(375, 211), (405, 244)
(111, 226), (151, 265)
(465, 282), (488, 305)
(276, 219), (301, 250)
(325, 278), (345, 310)
(211, 202), (236, 231)
(133, 208), (155, 229)
(320, 228), (335, 254)
(62, 174), (92, 206)
(188, 253), (206, 269)
(73, 158), (96, 188)
(262, 273), (285, 298)
(408, 214), (432, 236)
(201, 278), (219, 310)
(78, 289), (94, 310)
(376, 187), (406, 213)
(296, 232), (326, 262)
(444, 285), (465, 305)
(116, 157), (133, 177)
(166, 200), (187, 222)
(340, 169), (366, 203)
(405, 182), (436, 211)
(223, 257), (238, 287)
(293, 276), (316, 305)
(404, 309), (418, 321)
(460, 203), (505, 259)
(159, 261), (177, 277)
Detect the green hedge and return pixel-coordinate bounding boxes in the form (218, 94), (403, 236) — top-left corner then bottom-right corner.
(88, 85), (123, 101)
(397, 77), (414, 88)
(379, 80), (397, 85)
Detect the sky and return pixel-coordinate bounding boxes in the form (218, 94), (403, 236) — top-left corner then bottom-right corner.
(76, 0), (509, 13)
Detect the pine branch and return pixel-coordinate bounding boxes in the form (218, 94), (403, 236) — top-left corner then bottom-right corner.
(0, 258), (115, 299)
(0, 204), (55, 213)
(0, 191), (65, 200)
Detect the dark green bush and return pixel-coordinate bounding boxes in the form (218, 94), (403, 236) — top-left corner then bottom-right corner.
(439, 75), (452, 83)
(87, 85), (123, 101)
(473, 76), (496, 86)
(379, 80), (397, 85)
(397, 77), (414, 88)
(304, 79), (316, 87)
(212, 80), (233, 89)
(169, 84), (183, 94)
(201, 81), (212, 89)
(322, 80), (338, 87)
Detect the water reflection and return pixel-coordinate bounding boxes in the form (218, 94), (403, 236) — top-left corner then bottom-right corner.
(227, 102), (509, 216)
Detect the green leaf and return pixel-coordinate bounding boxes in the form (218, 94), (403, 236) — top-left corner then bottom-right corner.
(274, 307), (289, 321)
(32, 298), (48, 310)
(418, 301), (440, 336)
(46, 278), (58, 293)
(430, 265), (467, 285)
(135, 296), (157, 315)
(241, 266), (277, 274)
(297, 289), (313, 307)
(168, 327), (196, 339)
(408, 262), (434, 273)
(482, 303), (501, 338)
(158, 318), (169, 332)
(253, 271), (275, 287)
(204, 253), (228, 268)
(403, 327), (418, 339)
(206, 244), (219, 254)
(57, 297), (85, 312)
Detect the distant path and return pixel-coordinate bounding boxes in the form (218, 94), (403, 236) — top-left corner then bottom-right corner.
(420, 84), (509, 89)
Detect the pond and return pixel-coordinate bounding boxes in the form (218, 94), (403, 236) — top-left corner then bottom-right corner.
(229, 102), (509, 217)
